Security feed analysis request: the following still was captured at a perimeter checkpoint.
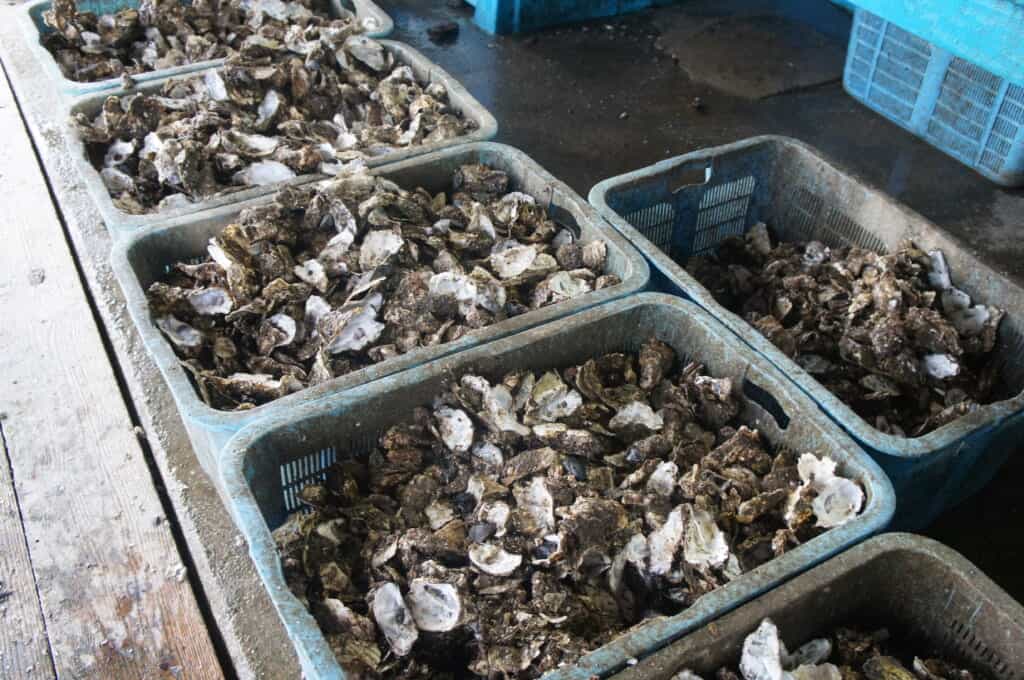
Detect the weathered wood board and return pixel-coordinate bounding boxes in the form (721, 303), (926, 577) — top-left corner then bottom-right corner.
(0, 68), (224, 679)
(0, 425), (56, 680)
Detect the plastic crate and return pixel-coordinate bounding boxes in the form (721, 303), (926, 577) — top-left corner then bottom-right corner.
(219, 293), (895, 680)
(19, 0), (393, 97)
(466, 0), (677, 34)
(110, 142), (650, 482)
(612, 533), (1024, 680)
(65, 40), (498, 235)
(843, 7), (1024, 186)
(589, 136), (1024, 531)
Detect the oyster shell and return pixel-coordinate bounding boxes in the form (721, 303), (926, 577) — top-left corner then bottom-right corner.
(406, 579), (461, 633)
(148, 164), (612, 410)
(370, 582), (418, 657)
(689, 234), (1005, 437)
(468, 543), (522, 576)
(740, 619), (785, 680)
(75, 33), (477, 213)
(43, 0), (361, 83)
(271, 341), (865, 678)
(694, 618), (982, 680)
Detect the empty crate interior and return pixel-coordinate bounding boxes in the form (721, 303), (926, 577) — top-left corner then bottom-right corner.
(601, 137), (1024, 405)
(236, 300), (877, 537)
(614, 545), (1021, 680)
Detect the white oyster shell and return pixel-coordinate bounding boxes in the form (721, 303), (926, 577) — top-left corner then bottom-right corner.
(740, 619), (785, 680)
(478, 501), (511, 537)
(647, 505), (685, 575)
(188, 287), (233, 315)
(436, 406), (474, 453)
(263, 313), (297, 350)
(472, 442), (505, 468)
(671, 672), (705, 680)
(425, 499), (456, 531)
(429, 272), (478, 316)
(255, 89), (281, 130)
(324, 294), (385, 354)
(100, 167), (135, 193)
(305, 295), (331, 333)
(104, 138), (136, 168)
(468, 203), (497, 239)
(204, 70), (229, 101)
(222, 130), (279, 157)
(294, 259), (329, 292)
(234, 160), (296, 186)
(371, 582), (418, 657)
(646, 461), (678, 497)
(927, 250), (952, 290)
(609, 533), (649, 593)
(609, 401), (664, 432)
(156, 315), (202, 348)
(812, 477), (864, 529)
(359, 229), (404, 271)
(527, 371), (583, 423)
(483, 384), (531, 436)
(490, 244), (537, 280)
(407, 580), (461, 633)
(789, 453), (864, 529)
(683, 505), (730, 568)
(345, 35), (389, 72)
(513, 476), (555, 534)
(922, 353), (960, 379)
(468, 543), (522, 576)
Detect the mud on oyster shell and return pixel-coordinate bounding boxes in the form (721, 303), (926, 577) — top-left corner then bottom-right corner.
(148, 164), (614, 411)
(73, 31), (478, 214)
(688, 226), (1006, 437)
(668, 618), (984, 680)
(272, 338), (865, 678)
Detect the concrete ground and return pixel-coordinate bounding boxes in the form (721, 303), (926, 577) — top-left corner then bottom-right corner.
(384, 0), (1024, 598)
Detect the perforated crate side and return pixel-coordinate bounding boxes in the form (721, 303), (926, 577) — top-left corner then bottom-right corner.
(843, 9), (1024, 186)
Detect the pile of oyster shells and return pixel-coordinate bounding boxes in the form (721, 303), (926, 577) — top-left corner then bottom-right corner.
(272, 339), (865, 678)
(688, 225), (1006, 437)
(43, 0), (355, 82)
(71, 27), (476, 214)
(671, 618), (982, 680)
(149, 164), (618, 410)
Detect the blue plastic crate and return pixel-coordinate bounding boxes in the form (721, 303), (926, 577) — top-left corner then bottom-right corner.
(467, 0), (676, 34)
(110, 143), (649, 481)
(843, 6), (1024, 186)
(220, 293), (894, 680)
(589, 136), (1024, 531)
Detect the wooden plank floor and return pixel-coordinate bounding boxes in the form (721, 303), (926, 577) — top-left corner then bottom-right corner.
(0, 65), (224, 679)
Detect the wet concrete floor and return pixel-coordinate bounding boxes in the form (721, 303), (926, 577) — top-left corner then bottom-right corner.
(384, 1), (1024, 598)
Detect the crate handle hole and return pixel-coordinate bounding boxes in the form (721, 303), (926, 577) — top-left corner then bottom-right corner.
(672, 165), (712, 194)
(743, 379), (790, 430)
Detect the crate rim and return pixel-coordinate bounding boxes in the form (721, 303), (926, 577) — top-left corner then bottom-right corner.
(18, 0), (395, 97)
(109, 140), (651, 449)
(588, 134), (1024, 460)
(65, 39), (499, 235)
(219, 292), (896, 680)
